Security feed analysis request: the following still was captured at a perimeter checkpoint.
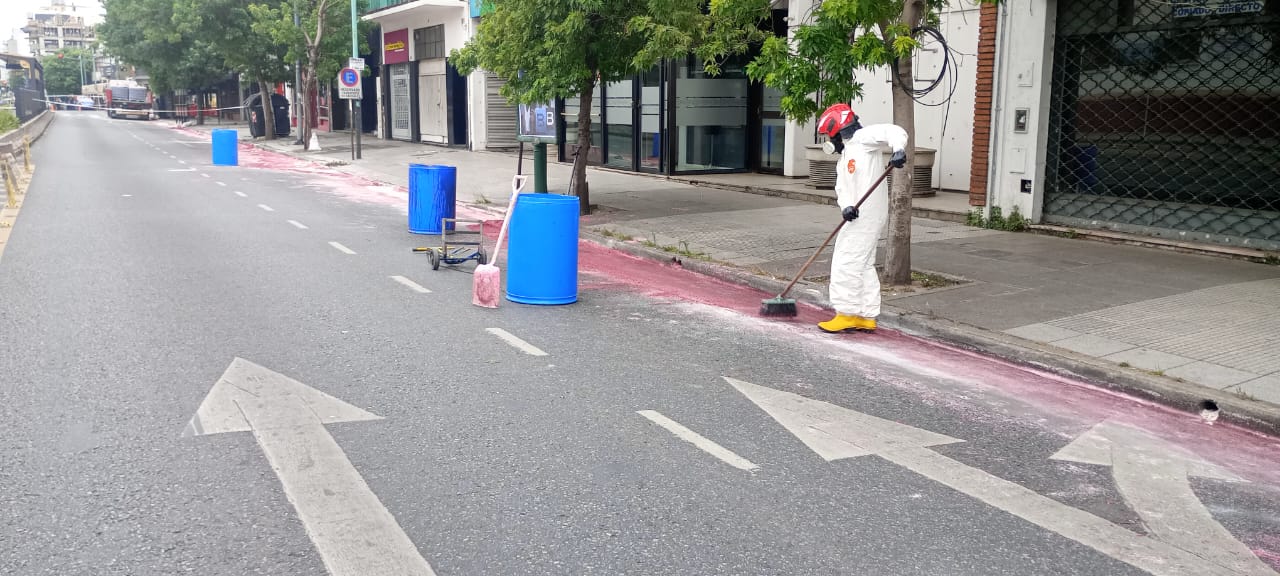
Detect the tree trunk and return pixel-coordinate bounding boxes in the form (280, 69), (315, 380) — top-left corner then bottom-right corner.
(883, 1), (925, 286)
(572, 83), (595, 216)
(259, 78), (277, 141)
(302, 64), (316, 150)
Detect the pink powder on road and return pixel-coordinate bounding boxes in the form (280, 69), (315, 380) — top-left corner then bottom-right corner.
(164, 124), (1280, 485)
(577, 239), (1280, 485)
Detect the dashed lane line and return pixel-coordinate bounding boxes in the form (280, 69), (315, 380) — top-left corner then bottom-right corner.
(390, 276), (431, 294)
(485, 328), (548, 357)
(287, 220), (308, 229)
(637, 410), (760, 472)
(329, 242), (357, 255)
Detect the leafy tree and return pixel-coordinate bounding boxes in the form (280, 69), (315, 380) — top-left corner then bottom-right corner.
(453, 0), (708, 215)
(704, 0), (945, 285)
(100, 0), (233, 94)
(41, 48), (93, 95)
(176, 0), (292, 139)
(252, 0), (369, 149)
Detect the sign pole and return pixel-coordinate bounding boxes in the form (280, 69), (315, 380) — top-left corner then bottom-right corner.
(533, 143), (547, 193)
(351, 0), (361, 160)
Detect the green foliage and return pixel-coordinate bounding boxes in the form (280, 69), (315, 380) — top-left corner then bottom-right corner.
(965, 209), (986, 228)
(252, 0), (371, 86)
(40, 49), (93, 95)
(174, 0), (292, 86)
(8, 71), (26, 91)
(100, 0), (232, 92)
(0, 110), (20, 134)
(452, 0), (705, 105)
(703, 0), (922, 123)
(969, 206), (1029, 232)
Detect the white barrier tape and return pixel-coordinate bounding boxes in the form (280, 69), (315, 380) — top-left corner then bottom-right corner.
(35, 98), (249, 115)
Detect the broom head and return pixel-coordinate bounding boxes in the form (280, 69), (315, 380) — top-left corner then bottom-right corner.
(473, 264), (501, 308)
(760, 296), (797, 317)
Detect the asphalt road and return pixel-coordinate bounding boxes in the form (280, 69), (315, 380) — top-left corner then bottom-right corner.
(1, 113), (1279, 576)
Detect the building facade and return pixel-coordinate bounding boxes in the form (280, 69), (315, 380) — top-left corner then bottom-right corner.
(22, 0), (97, 58)
(362, 0), (517, 150)
(976, 0), (1280, 251)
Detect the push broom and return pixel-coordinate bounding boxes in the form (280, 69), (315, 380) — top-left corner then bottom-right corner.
(473, 174), (528, 308)
(760, 164), (895, 317)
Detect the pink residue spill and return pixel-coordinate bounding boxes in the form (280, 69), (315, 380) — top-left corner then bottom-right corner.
(577, 240), (1280, 485)
(169, 123), (1280, 487)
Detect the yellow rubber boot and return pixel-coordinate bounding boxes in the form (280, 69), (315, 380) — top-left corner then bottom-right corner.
(818, 314), (876, 333)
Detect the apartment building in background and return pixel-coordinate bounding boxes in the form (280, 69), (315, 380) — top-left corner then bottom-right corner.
(22, 0), (99, 58)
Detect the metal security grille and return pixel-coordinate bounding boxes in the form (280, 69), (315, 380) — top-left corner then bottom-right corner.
(1045, 0), (1280, 250)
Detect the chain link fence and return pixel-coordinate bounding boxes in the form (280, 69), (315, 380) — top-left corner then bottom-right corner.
(1045, 0), (1280, 250)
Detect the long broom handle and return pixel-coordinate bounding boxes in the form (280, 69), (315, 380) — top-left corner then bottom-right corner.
(776, 164), (895, 299)
(490, 175), (527, 265)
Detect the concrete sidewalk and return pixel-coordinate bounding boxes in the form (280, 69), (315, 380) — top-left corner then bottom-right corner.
(192, 122), (1280, 419)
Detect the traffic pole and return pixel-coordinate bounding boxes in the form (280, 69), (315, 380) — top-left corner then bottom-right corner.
(351, 0), (362, 160)
(533, 142), (548, 193)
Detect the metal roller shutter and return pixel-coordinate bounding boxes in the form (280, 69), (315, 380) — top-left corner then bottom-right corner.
(485, 73), (518, 150)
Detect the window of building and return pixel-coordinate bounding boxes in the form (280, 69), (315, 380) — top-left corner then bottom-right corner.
(413, 25), (444, 60)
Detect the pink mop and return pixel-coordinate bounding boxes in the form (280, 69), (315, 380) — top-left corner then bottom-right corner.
(472, 175), (527, 308)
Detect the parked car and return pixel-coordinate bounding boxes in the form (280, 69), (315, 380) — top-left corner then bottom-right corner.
(76, 96), (95, 111)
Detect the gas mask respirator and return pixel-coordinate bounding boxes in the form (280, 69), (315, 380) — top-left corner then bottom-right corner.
(821, 118), (862, 155)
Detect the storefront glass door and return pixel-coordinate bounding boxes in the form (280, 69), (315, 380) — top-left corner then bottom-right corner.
(604, 78), (634, 169)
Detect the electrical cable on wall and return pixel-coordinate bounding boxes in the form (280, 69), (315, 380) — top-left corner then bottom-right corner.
(891, 25), (965, 157)
(893, 26), (962, 107)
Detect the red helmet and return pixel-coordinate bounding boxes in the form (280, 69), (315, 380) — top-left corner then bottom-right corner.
(817, 103), (858, 139)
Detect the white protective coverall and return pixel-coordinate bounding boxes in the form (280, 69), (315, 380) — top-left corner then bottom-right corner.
(830, 124), (909, 319)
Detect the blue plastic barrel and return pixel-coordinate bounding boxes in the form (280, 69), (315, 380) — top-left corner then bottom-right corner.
(408, 164), (456, 234)
(211, 129), (238, 166)
(506, 193), (580, 305)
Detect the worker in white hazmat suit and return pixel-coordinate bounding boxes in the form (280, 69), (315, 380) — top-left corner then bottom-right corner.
(813, 103), (908, 334)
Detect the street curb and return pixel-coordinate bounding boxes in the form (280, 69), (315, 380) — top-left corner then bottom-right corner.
(1029, 224), (1279, 263)
(580, 229), (1280, 437)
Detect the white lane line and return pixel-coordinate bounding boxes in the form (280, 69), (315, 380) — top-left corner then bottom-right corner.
(390, 276), (431, 294)
(287, 219), (309, 229)
(121, 194), (133, 197)
(329, 241), (357, 255)
(484, 328), (548, 357)
(258, 204), (275, 212)
(177, 160), (186, 164)
(201, 173), (211, 179)
(216, 181), (227, 187)
(234, 191), (248, 198)
(637, 410), (760, 472)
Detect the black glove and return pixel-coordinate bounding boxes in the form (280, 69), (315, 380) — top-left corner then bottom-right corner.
(889, 149), (907, 169)
(842, 206), (860, 222)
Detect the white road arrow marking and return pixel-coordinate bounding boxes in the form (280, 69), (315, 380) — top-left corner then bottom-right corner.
(725, 377), (1254, 576)
(1052, 421), (1273, 575)
(186, 358), (437, 576)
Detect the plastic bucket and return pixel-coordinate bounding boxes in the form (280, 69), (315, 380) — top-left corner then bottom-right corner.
(211, 129), (238, 166)
(408, 164), (456, 234)
(506, 193), (580, 305)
